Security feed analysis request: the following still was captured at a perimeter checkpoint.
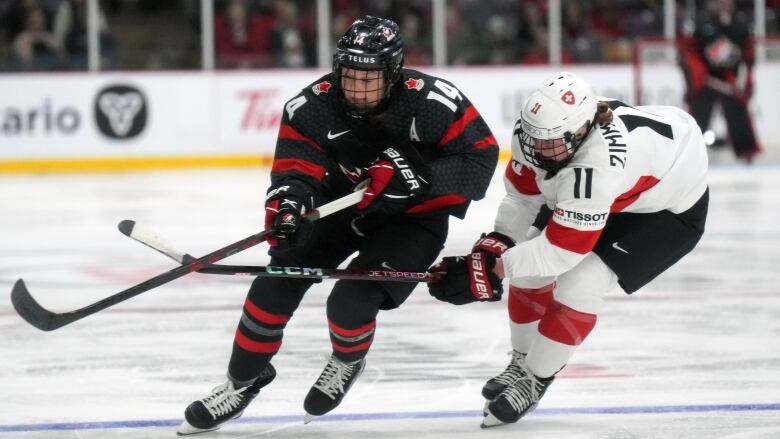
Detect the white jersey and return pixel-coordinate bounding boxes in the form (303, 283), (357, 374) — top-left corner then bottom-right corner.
(497, 100), (709, 279)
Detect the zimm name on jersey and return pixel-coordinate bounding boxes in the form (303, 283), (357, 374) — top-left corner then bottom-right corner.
(599, 122), (628, 168)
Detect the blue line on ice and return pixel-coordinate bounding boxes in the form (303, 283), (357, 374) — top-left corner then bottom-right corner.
(2, 403), (779, 432)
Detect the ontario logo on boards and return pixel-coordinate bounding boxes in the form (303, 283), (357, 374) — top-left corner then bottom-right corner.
(94, 84), (148, 140)
(0, 100), (80, 136)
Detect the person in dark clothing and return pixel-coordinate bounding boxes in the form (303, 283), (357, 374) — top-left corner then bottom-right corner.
(177, 15), (499, 435)
(678, 0), (761, 162)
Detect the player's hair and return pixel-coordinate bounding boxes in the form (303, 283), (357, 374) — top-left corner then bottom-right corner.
(595, 102), (614, 125)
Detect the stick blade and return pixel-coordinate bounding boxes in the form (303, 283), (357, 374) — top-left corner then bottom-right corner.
(11, 279), (59, 331)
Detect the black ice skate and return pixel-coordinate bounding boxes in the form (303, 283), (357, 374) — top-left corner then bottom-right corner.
(177, 364), (276, 435)
(482, 368), (554, 428)
(482, 350), (528, 401)
(303, 355), (366, 423)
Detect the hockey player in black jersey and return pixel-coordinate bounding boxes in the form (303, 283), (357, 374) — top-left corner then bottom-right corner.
(177, 15), (498, 435)
(678, 0), (761, 162)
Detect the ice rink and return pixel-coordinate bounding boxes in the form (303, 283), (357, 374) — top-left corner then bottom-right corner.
(1, 162), (779, 438)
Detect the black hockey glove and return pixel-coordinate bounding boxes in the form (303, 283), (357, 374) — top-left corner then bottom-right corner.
(357, 146), (432, 215)
(428, 253), (503, 305)
(264, 182), (315, 250)
(427, 232), (514, 305)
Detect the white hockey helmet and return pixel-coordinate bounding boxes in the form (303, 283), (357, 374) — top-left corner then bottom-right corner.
(517, 72), (598, 172)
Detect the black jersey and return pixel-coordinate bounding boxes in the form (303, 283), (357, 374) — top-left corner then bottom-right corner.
(269, 68), (499, 218)
(692, 11), (753, 79)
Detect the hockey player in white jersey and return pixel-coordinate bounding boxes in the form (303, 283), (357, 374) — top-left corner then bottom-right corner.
(428, 72), (709, 427)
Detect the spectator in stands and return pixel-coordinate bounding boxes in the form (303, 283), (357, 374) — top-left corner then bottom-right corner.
(331, 3), (361, 44)
(678, 0), (761, 162)
(768, 0), (780, 35)
(53, 0), (118, 70)
(214, 0), (274, 68)
(387, 0), (433, 64)
(518, 2), (575, 65)
(270, 0), (314, 68)
(396, 10), (431, 65)
(589, 0), (626, 39)
(445, 4), (480, 65)
(484, 14), (517, 64)
(631, 0), (664, 37)
(520, 25), (576, 65)
(561, 0), (603, 63)
(589, 0), (632, 62)
(3, 0), (46, 43)
(12, 5), (64, 70)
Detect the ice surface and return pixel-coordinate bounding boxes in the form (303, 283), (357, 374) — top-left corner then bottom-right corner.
(1, 164), (778, 438)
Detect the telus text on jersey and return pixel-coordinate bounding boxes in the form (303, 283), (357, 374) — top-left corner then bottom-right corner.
(600, 123), (627, 168)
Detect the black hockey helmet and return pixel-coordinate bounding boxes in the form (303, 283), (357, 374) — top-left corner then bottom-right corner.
(333, 16), (404, 117)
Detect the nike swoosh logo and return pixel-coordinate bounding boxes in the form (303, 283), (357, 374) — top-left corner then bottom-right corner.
(381, 261), (396, 270)
(612, 242), (629, 254)
(383, 194), (411, 199)
(327, 130), (350, 139)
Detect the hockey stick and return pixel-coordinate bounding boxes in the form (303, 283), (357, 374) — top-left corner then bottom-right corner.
(196, 265), (439, 282)
(11, 183), (369, 331)
(118, 219), (196, 265)
(119, 218), (441, 283)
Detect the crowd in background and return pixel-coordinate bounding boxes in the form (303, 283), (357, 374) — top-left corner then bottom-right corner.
(0, 0), (118, 70)
(0, 0), (779, 71)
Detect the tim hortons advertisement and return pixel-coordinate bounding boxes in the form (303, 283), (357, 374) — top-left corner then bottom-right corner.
(215, 70), (322, 153)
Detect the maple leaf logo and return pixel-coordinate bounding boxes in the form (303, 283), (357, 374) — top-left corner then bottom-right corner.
(312, 81), (332, 95)
(404, 78), (424, 91)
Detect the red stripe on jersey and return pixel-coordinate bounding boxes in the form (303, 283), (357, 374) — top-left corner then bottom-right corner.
(272, 158), (326, 181)
(332, 339), (373, 353)
(473, 134), (498, 149)
(243, 298), (290, 325)
(278, 124), (323, 152)
(328, 320), (376, 337)
(439, 105), (480, 147)
(545, 220), (603, 255)
(537, 301), (597, 346)
(505, 162), (541, 195)
(611, 176), (660, 212)
(234, 329), (283, 353)
(404, 194), (468, 214)
(508, 284), (555, 324)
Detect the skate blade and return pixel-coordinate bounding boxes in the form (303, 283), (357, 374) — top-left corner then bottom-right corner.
(177, 409), (245, 435)
(176, 420), (220, 436)
(303, 413), (316, 424)
(480, 412), (506, 429)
